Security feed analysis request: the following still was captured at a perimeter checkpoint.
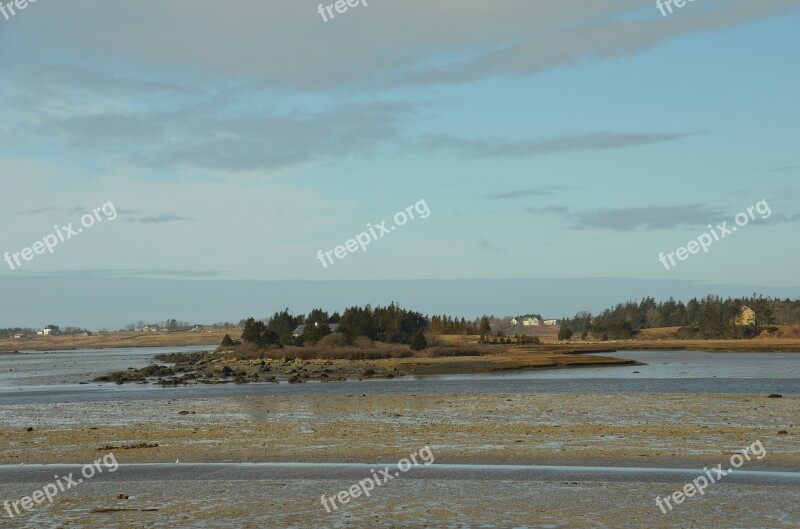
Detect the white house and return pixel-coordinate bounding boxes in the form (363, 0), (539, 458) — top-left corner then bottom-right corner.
(42, 325), (59, 336)
(522, 317), (540, 326)
(509, 318), (519, 326)
(543, 319), (558, 326)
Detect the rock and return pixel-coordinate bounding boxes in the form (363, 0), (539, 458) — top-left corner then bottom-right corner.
(26, 427), (33, 432)
(767, 394), (783, 398)
(778, 430), (789, 435)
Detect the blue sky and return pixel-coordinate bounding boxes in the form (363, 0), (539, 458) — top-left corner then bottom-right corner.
(1, 1), (798, 327)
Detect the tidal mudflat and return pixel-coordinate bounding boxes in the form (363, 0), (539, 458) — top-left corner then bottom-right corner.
(1, 349), (798, 528)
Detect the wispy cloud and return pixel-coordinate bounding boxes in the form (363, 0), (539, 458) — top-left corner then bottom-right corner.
(483, 190), (554, 200)
(526, 203), (800, 231)
(9, 0), (796, 92)
(19, 269), (228, 279)
(401, 2), (800, 88)
(481, 186), (581, 200)
(4, 0), (790, 176)
(771, 165), (799, 172)
(767, 212), (800, 223)
(20, 207), (58, 215)
(30, 99), (411, 173)
(572, 205), (726, 231)
(479, 236), (507, 254)
(527, 204), (723, 231)
(523, 205), (571, 215)
(418, 131), (700, 159)
(137, 215), (193, 224)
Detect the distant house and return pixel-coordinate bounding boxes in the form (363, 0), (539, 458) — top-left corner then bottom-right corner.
(292, 322), (340, 337)
(543, 319), (558, 326)
(13, 334), (24, 339)
(522, 317), (540, 327)
(143, 325), (160, 332)
(509, 318), (519, 326)
(42, 325), (60, 336)
(190, 325), (204, 332)
(735, 306), (756, 326)
(83, 331), (93, 337)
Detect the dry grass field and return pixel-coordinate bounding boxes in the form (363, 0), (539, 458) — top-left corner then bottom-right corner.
(0, 330), (231, 352)
(3, 327), (800, 356)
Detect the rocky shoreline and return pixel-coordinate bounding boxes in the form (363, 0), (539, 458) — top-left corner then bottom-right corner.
(92, 347), (637, 386)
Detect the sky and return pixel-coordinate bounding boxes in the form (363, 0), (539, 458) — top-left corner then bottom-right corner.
(1, 0), (798, 328)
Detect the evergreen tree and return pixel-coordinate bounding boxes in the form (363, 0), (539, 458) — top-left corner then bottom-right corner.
(302, 308), (331, 345)
(410, 330), (427, 351)
(478, 316), (492, 335)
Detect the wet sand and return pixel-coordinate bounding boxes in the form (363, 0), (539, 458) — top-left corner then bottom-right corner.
(1, 475), (798, 528)
(2, 392), (796, 469)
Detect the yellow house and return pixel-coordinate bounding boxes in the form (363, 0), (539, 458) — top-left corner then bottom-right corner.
(735, 306), (756, 326)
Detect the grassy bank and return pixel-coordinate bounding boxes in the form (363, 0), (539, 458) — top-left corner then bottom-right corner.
(0, 330), (231, 352)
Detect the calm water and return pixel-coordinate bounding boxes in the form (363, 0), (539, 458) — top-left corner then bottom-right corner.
(0, 348), (798, 404)
(0, 345), (213, 387)
(415, 350), (800, 380)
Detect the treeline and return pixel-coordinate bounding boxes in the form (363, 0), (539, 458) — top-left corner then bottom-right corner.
(236, 304), (492, 348)
(559, 296), (800, 340)
(429, 315), (491, 335)
(0, 327), (36, 338)
(0, 327), (90, 337)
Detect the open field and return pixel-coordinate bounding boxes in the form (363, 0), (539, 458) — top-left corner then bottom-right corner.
(0, 330), (231, 353)
(5, 328), (800, 355)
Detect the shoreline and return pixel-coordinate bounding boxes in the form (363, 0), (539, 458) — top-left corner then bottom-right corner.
(93, 349), (639, 385)
(5, 332), (800, 354)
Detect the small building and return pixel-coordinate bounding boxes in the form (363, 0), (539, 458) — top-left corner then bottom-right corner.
(509, 318), (519, 326)
(83, 331), (93, 337)
(543, 319), (558, 326)
(190, 325), (204, 332)
(143, 325), (160, 332)
(43, 325), (60, 336)
(735, 306), (756, 326)
(13, 334), (24, 339)
(522, 317), (540, 327)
